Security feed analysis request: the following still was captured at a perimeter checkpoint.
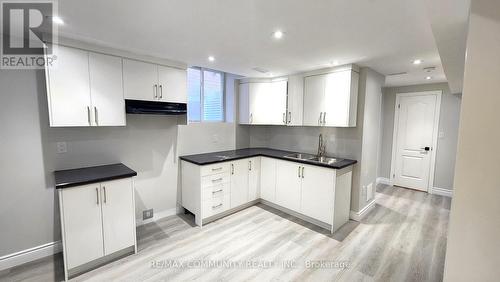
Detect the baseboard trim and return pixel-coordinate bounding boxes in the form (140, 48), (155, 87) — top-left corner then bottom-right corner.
(0, 241), (62, 271)
(376, 177), (391, 185)
(136, 207), (178, 226)
(430, 187), (453, 198)
(349, 199), (376, 222)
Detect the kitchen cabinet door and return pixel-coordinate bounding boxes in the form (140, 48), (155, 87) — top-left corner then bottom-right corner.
(248, 157), (261, 201)
(303, 75), (325, 126)
(60, 184), (104, 269)
(275, 160), (302, 211)
(46, 45), (91, 127)
(287, 75), (304, 126)
(267, 80), (288, 125)
(248, 82), (270, 124)
(88, 52), (126, 126)
(300, 164), (335, 224)
(123, 59), (158, 101)
(323, 70), (358, 127)
(157, 66), (187, 103)
(238, 83), (250, 124)
(230, 159), (249, 208)
(100, 178), (136, 255)
(260, 157), (277, 202)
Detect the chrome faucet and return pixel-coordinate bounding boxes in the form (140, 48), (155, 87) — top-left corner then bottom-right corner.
(317, 134), (326, 158)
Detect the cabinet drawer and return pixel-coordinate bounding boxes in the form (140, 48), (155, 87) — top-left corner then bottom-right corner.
(201, 163), (230, 176)
(202, 183), (230, 200)
(201, 172), (230, 187)
(202, 193), (230, 219)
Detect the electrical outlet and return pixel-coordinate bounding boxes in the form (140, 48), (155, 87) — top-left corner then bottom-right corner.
(56, 142), (67, 153)
(143, 209), (154, 220)
(366, 183), (373, 201)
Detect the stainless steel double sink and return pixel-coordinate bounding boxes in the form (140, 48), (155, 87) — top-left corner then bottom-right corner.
(284, 153), (342, 165)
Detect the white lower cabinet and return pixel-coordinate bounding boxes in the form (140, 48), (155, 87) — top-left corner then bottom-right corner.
(59, 178), (136, 279)
(181, 155), (353, 232)
(260, 157), (277, 202)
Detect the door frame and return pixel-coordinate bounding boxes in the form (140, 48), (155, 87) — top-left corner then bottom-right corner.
(389, 90), (442, 192)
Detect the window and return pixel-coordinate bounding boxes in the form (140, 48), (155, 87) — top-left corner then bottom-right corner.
(187, 67), (225, 122)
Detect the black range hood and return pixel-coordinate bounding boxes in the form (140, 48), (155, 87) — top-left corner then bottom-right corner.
(125, 99), (187, 115)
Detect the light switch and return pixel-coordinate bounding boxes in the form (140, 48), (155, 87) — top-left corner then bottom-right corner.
(56, 142), (67, 153)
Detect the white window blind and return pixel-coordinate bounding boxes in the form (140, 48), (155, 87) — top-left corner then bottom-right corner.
(187, 67), (225, 122)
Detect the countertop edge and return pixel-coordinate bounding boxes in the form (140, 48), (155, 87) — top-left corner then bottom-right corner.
(55, 172), (138, 189)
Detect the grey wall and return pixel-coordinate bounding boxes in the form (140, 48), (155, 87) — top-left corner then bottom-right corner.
(379, 83), (461, 190)
(0, 69), (239, 257)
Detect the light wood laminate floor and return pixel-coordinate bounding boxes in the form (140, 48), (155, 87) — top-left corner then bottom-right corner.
(0, 184), (451, 282)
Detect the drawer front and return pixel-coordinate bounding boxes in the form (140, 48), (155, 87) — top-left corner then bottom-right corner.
(201, 172), (230, 188)
(202, 193), (230, 219)
(202, 183), (230, 200)
(201, 162), (230, 176)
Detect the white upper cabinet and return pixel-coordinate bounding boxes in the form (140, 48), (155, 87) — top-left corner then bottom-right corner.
(239, 80), (287, 125)
(46, 45), (126, 127)
(123, 59), (187, 103)
(157, 65), (187, 103)
(123, 59), (158, 101)
(303, 67), (359, 127)
(286, 74), (304, 126)
(46, 46), (92, 127)
(88, 53), (125, 126)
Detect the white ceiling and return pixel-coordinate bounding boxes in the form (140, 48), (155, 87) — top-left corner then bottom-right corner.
(57, 0), (449, 87)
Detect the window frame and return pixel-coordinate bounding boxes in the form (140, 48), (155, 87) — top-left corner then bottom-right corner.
(188, 66), (226, 123)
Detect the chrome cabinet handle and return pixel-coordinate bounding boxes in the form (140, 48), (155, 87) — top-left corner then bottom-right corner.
(212, 189), (223, 194)
(212, 203), (223, 209)
(248, 161), (252, 171)
(95, 187), (99, 205)
(159, 84), (163, 99)
(211, 177), (223, 183)
(302, 167), (305, 178)
(323, 112), (326, 124)
(250, 113), (253, 124)
(211, 167), (222, 171)
(87, 106), (91, 125)
(283, 113), (286, 124)
(103, 186), (107, 203)
(288, 111), (291, 124)
(319, 112), (323, 125)
(94, 106), (98, 125)
(298, 166), (301, 178)
(154, 84), (158, 98)
(231, 164), (234, 174)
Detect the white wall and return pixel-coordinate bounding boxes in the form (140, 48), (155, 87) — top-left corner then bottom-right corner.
(379, 83), (461, 190)
(0, 69), (239, 257)
(444, 1), (500, 280)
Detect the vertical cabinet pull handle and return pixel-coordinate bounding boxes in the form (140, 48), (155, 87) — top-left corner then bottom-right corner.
(154, 84), (158, 98)
(298, 166), (301, 178)
(283, 113), (286, 124)
(94, 106), (98, 126)
(103, 186), (107, 204)
(319, 112), (323, 125)
(250, 113), (253, 124)
(302, 167), (305, 178)
(231, 164), (234, 174)
(248, 161), (252, 171)
(323, 112), (326, 124)
(288, 111), (291, 124)
(87, 106), (91, 125)
(95, 187), (99, 205)
(159, 84), (163, 99)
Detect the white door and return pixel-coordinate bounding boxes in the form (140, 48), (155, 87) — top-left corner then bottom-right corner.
(260, 157), (277, 202)
(300, 164), (335, 224)
(303, 75), (325, 126)
(392, 92), (440, 191)
(275, 160), (302, 211)
(323, 70), (351, 127)
(46, 45), (91, 126)
(100, 178), (136, 255)
(158, 66), (187, 103)
(61, 184), (104, 269)
(287, 74), (304, 126)
(123, 59), (158, 101)
(230, 159), (249, 208)
(88, 52), (126, 126)
(238, 83), (250, 124)
(248, 157), (261, 201)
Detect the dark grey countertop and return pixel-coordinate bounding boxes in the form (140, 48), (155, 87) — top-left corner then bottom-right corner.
(179, 148), (357, 169)
(54, 163), (137, 189)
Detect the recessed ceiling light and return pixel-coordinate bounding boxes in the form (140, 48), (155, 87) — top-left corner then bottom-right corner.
(412, 59), (423, 65)
(331, 60), (340, 66)
(426, 76), (432, 80)
(273, 30), (284, 39)
(208, 56), (215, 62)
(52, 16), (64, 25)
